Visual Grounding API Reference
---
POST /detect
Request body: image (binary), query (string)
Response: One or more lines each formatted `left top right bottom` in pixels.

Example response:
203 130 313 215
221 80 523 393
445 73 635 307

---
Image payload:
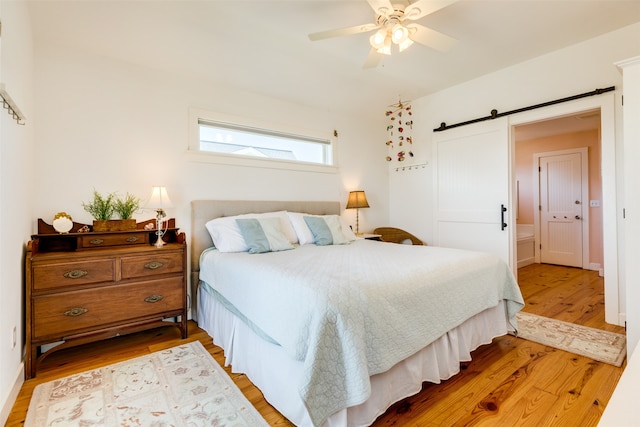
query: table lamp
346 190 369 235
146 186 173 248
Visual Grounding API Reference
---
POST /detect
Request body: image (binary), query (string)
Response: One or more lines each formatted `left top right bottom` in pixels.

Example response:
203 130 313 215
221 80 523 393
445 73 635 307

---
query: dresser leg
25 344 37 379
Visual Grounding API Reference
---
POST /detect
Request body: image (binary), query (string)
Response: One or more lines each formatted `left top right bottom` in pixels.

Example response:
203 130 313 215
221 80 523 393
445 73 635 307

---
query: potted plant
114 193 141 229
83 190 138 232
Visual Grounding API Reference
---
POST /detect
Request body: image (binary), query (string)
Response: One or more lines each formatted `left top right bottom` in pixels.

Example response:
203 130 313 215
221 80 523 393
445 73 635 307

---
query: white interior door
537 149 587 268
433 118 512 265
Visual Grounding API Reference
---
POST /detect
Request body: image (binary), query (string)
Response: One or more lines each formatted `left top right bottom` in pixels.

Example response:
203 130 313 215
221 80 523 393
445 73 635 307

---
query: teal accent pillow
303 215 351 246
303 216 334 245
236 218 294 254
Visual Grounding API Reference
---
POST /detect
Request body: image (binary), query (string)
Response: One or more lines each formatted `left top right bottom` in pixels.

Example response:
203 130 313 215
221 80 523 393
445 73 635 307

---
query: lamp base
154 209 166 248
154 236 166 248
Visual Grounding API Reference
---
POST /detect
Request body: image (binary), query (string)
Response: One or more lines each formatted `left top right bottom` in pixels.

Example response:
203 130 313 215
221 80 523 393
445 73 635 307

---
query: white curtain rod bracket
0 83 26 125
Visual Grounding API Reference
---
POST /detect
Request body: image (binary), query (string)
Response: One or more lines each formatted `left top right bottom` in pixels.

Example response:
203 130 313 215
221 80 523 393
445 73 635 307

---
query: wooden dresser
25 218 188 379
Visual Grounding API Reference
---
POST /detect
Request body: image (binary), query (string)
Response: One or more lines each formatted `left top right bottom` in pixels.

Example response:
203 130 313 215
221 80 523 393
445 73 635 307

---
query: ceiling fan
308 0 459 68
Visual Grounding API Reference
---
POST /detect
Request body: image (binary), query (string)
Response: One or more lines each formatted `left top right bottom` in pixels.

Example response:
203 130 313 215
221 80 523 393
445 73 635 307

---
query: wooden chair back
373 227 425 245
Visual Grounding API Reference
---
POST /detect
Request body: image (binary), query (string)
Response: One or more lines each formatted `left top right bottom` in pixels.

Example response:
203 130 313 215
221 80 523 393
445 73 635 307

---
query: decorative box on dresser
25 218 188 379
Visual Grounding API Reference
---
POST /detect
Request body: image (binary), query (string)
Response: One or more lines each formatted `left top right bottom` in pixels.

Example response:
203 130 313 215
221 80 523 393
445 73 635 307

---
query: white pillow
338 216 358 241
206 211 297 252
287 212 357 245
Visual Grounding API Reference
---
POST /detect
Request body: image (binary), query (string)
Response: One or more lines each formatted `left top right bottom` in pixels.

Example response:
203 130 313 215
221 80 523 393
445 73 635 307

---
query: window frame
187 108 338 173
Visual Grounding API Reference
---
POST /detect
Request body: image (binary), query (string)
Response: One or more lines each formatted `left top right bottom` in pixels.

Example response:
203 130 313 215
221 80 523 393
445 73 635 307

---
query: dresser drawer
79 232 149 249
32 259 115 291
32 277 184 339
121 252 184 280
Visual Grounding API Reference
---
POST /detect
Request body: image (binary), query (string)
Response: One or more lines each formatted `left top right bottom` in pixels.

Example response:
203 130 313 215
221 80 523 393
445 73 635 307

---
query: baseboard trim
1 362 24 426
518 258 535 269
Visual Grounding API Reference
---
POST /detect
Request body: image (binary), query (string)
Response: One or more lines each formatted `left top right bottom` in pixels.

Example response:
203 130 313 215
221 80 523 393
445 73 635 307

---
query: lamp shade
146 186 173 209
391 24 409 44
346 190 370 209
370 29 387 48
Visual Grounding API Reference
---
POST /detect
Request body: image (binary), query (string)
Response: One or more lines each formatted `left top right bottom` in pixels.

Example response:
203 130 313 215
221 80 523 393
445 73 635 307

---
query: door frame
533 147 590 268
509 94 620 326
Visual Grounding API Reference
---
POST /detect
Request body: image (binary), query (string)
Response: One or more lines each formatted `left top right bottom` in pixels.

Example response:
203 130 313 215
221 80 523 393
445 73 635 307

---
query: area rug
25 340 269 427
515 311 627 367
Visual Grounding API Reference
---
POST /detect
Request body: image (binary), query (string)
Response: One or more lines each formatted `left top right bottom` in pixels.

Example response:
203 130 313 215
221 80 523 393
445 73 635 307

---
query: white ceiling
27 0 640 120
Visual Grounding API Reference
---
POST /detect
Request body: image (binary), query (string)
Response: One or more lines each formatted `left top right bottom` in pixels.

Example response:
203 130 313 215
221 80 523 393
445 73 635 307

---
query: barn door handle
501 204 507 231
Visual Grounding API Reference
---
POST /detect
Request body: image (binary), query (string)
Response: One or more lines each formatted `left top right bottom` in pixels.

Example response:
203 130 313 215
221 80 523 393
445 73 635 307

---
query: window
188 109 336 172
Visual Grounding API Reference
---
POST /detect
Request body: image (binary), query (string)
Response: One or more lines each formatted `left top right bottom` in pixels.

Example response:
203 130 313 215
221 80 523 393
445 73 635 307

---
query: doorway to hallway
514 111 602 272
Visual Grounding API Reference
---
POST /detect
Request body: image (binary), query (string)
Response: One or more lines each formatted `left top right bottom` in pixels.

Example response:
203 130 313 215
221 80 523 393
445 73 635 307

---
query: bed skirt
197 283 512 427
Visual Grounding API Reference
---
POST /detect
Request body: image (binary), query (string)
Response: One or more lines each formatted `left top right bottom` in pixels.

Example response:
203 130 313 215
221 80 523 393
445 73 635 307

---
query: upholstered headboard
190 200 341 312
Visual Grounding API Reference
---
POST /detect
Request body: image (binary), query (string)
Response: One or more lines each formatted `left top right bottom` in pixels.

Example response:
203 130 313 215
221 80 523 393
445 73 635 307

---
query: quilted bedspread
199 240 524 426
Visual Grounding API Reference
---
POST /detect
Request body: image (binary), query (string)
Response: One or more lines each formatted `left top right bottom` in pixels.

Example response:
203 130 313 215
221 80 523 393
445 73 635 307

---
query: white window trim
187 108 339 174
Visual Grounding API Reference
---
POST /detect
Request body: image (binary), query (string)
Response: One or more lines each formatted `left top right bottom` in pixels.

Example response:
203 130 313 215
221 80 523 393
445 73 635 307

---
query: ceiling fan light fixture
308 0 461 68
391 23 409 44
398 37 414 52
376 36 392 55
370 28 387 50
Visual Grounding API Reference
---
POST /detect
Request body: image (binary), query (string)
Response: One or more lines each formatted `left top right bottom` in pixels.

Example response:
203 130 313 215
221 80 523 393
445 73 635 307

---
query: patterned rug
25 340 269 427
515 311 627 367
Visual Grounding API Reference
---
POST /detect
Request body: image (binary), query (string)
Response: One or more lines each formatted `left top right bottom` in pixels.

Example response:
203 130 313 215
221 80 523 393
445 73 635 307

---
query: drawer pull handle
126 236 139 242
144 261 164 270
144 294 164 303
63 269 88 279
89 239 104 245
64 307 88 317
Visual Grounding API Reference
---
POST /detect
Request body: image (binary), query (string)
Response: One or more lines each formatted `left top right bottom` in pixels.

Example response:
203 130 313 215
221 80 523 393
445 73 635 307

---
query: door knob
575 215 581 220
575 200 581 204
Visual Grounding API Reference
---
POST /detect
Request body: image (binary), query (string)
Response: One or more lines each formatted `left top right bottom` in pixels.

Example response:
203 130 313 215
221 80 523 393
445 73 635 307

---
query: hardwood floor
6 263 626 427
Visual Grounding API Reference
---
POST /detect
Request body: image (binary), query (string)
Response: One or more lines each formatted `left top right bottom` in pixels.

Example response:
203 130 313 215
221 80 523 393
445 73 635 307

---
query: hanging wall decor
385 98 413 162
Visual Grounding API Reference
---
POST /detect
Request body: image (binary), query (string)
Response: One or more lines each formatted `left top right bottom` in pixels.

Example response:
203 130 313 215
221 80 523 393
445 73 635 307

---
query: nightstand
25 218 188 378
359 233 382 241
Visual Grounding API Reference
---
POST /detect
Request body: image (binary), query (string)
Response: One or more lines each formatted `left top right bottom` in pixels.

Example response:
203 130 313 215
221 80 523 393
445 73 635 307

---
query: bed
191 200 524 427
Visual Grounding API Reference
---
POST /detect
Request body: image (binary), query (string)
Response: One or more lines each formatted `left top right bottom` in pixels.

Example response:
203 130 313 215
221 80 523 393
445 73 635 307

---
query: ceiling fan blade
404 0 459 20
366 0 394 17
309 23 379 41
406 23 457 52
363 48 383 69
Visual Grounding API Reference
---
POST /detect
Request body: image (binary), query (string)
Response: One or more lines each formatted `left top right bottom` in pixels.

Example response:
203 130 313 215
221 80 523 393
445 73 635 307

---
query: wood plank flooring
6 263 626 427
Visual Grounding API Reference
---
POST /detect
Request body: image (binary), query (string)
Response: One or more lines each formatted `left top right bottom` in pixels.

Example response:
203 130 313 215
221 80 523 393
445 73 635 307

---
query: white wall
0 1 34 424
390 23 640 244
31 42 390 299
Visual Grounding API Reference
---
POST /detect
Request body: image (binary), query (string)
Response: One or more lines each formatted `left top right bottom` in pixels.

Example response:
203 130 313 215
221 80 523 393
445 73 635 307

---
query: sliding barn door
433 118 512 265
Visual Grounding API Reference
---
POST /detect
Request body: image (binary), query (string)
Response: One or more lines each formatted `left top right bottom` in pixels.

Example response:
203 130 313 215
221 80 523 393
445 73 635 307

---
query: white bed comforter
199 240 524 426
